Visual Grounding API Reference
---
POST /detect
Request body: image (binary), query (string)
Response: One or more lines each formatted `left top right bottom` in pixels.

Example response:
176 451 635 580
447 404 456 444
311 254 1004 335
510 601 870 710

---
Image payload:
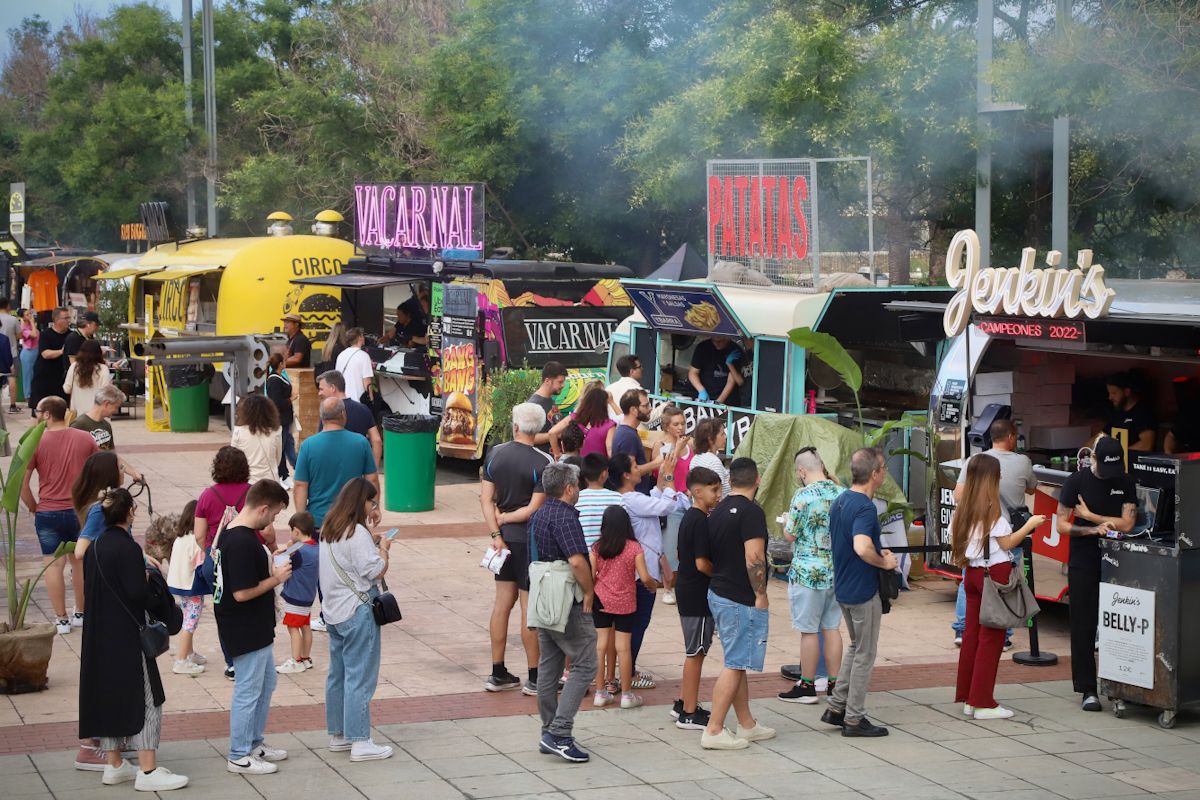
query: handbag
328 543 402 626
978 533 1040 630
878 568 900 615
93 535 171 659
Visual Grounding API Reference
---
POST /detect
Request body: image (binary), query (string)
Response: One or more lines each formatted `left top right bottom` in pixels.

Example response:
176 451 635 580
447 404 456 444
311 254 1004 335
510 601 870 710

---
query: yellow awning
96 266 165 281
139 266 223 283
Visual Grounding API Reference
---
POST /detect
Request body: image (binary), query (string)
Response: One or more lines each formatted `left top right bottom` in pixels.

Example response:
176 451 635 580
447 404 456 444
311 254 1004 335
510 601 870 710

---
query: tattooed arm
745 536 768 609
1056 503 1107 538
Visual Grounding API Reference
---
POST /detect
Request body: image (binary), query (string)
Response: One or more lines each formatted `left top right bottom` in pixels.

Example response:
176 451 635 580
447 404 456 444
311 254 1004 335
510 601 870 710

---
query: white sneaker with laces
71 610 84 628
328 736 353 752
135 767 189 792
172 658 205 675
662 590 676 605
253 743 288 762
963 703 975 716
350 739 393 762
187 651 208 666
55 618 71 635
102 759 137 785
275 658 306 674
701 729 749 750
311 618 327 632
227 756 277 774
620 692 643 709
973 706 1015 720
736 722 777 742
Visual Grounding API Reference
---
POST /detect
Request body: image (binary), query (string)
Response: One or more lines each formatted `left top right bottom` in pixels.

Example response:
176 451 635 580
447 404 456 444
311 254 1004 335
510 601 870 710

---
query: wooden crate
292 368 320 444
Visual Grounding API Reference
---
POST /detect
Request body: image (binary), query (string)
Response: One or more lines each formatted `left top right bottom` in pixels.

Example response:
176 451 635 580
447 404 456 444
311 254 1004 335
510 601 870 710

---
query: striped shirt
576 488 623 547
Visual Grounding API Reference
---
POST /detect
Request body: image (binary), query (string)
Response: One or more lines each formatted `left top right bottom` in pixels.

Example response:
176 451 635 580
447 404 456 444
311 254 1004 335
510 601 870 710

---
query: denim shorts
708 589 768 672
787 582 842 633
35 509 81 556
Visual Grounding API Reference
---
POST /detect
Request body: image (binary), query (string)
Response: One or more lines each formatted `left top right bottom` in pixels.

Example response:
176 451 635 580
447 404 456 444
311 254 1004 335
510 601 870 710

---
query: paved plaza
2 413 1198 799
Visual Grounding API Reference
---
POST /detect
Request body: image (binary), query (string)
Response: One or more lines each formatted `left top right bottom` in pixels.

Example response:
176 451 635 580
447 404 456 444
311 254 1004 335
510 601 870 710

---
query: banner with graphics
436 283 481 457
501 306 631 368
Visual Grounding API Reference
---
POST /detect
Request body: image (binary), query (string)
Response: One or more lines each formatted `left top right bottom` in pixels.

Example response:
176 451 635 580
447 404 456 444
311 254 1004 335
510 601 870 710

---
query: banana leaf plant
0 422 71 631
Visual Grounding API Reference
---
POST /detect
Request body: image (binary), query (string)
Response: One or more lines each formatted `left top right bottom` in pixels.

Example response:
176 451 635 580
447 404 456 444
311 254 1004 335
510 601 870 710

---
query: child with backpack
276 512 319 674
591 506 658 709
164 501 209 675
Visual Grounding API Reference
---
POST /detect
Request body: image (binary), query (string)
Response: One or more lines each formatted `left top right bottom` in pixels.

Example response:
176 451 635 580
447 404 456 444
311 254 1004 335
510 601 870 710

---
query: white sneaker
187 651 208 666
701 729 750 750
135 767 188 792
662 590 676 605
227 756 277 774
252 743 288 762
953 635 962 647
172 658 205 675
973 706 1015 720
963 703 975 716
620 692 643 709
328 736 353 752
593 690 614 707
55 618 71 635
102 759 137 785
350 739 393 762
736 722 777 742
71 610 84 628
276 658 306 674
311 618 327 633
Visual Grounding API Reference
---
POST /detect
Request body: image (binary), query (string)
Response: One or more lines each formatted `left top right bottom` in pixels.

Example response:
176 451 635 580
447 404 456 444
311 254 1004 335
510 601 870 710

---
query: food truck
895 230 1200 606
291 256 634 459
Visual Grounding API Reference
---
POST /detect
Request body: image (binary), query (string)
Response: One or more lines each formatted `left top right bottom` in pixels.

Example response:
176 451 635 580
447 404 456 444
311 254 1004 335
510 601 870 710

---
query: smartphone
384 528 401 540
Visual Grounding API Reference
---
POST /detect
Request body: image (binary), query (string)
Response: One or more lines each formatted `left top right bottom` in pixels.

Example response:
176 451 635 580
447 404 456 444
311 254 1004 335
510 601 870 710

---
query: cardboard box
1028 384 1072 406
1029 425 1092 450
1025 406 1070 427
1039 363 1075 385
975 370 1038 395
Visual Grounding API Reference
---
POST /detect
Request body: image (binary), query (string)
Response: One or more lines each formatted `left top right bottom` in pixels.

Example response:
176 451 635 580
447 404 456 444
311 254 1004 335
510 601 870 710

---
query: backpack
198 485 246 595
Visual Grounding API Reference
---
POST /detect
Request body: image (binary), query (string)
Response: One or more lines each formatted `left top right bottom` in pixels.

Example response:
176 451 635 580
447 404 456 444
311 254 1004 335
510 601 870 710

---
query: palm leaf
3 422 45 514
787 327 862 394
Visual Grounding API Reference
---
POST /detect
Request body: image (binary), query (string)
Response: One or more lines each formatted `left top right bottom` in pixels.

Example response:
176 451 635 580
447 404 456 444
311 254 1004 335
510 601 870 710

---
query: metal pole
1013 536 1059 666
1051 0 1071 256
182 0 195 229
201 0 217 236
976 0 993 269
809 160 820 286
866 156 876 283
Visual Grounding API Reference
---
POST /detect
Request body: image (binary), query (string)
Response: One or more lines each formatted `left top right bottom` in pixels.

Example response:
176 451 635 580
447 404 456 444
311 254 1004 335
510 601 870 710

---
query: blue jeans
279 425 297 480
229 644 277 760
35 509 80 556
629 582 656 672
19 347 35 400
708 590 769 672
326 602 381 741
953 568 1012 639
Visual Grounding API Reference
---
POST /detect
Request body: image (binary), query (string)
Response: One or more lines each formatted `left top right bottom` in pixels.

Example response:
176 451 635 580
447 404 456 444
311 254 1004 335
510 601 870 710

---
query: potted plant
0 421 64 694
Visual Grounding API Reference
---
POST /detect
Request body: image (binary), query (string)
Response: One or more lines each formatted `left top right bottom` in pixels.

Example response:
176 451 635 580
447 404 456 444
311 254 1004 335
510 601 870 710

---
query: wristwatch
664 474 675 482
490 531 502 539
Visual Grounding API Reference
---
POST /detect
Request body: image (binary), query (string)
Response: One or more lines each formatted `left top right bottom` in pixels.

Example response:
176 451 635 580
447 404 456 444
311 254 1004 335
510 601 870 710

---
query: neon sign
976 316 1087 343
354 182 484 255
706 175 810 260
943 229 1115 338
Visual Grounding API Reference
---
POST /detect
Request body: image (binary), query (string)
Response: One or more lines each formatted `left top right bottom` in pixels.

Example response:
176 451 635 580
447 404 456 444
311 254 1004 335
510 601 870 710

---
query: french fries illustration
684 301 720 331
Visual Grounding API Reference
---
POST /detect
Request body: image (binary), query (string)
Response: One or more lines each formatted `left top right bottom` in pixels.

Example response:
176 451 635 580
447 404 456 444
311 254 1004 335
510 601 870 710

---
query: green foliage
1 422 49 630
96 280 129 338
486 366 541 445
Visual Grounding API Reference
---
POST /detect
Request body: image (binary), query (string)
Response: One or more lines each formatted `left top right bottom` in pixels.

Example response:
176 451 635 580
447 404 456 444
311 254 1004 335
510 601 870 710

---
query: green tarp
733 413 908 542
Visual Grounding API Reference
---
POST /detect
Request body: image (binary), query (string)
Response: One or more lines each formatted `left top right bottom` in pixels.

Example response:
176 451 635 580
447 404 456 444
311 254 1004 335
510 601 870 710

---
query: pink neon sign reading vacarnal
354 182 485 254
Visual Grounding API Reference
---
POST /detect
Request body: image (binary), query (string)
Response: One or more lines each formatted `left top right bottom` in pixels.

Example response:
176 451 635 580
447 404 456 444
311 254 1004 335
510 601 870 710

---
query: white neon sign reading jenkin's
942 229 1116 338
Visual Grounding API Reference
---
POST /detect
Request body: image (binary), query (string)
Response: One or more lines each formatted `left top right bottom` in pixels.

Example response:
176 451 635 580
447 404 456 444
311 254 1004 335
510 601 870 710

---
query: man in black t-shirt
1056 436 1136 713
282 314 311 368
63 311 100 361
529 361 567 452
1104 372 1157 457
30 307 72 411
673 466 723 731
214 480 292 774
700 458 775 750
317 369 383 468
481 402 554 694
688 336 744 404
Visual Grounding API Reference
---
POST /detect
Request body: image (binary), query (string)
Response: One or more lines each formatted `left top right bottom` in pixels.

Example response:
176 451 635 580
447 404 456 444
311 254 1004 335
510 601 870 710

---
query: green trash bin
382 414 439 512
166 365 210 432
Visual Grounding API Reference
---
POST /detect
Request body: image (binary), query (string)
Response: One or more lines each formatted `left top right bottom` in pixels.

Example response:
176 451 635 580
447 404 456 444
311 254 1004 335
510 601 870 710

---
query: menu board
625 284 746 339
1098 582 1155 690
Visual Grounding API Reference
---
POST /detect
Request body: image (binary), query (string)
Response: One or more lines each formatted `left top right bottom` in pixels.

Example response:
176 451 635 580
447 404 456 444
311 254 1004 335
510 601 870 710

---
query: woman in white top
334 327 374 404
229 394 283 486
318 477 393 762
63 340 112 416
952 453 1045 721
689 417 730 498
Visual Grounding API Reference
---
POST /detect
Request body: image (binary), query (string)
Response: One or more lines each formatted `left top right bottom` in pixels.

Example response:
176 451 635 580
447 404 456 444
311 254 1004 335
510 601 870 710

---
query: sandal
631 671 656 690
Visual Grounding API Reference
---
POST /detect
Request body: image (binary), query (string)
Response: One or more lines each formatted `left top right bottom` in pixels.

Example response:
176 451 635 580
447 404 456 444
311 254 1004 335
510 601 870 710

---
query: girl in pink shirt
591 506 658 709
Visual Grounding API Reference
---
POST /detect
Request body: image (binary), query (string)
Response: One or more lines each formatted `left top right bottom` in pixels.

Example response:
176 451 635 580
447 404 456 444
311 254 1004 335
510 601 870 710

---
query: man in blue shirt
294 398 379 528
821 447 897 738
526 462 596 764
607 388 663 494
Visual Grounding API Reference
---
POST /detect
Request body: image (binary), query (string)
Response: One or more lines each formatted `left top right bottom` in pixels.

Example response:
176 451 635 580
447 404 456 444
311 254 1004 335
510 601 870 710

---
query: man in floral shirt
778 448 845 704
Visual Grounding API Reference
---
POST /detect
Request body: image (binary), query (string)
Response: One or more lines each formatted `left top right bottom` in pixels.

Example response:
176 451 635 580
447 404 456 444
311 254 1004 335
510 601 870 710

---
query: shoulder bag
328 542 402 626
978 532 1040 630
93 534 171 659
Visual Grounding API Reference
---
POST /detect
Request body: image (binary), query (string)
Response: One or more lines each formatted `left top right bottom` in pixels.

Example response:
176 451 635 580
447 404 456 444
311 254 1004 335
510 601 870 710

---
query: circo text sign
943 229 1115 338
976 316 1086 343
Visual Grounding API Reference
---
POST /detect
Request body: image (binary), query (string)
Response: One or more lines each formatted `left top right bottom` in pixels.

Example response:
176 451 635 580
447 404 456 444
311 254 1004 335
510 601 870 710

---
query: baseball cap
281 313 302 323
81 311 101 324
1093 436 1126 479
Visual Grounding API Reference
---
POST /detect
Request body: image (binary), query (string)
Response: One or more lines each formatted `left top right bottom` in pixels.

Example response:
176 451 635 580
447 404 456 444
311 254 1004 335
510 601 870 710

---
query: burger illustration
439 391 477 451
298 292 341 340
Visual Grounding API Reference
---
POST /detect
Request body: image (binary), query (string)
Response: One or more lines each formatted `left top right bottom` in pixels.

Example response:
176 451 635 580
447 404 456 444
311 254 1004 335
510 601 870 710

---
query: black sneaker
826 681 837 698
484 672 522 692
676 707 710 731
224 667 235 681
670 699 684 719
819 708 845 728
1081 694 1102 712
842 718 889 738
778 682 819 704
539 733 589 763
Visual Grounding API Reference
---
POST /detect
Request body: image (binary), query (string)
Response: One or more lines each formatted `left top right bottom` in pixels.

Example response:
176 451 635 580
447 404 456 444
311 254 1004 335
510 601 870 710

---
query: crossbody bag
327 543 402 626
94 536 171 658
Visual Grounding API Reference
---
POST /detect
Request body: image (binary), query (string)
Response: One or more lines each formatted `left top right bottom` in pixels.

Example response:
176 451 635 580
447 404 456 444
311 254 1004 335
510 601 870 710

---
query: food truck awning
138 266 223 282
291 272 419 290
97 265 166 281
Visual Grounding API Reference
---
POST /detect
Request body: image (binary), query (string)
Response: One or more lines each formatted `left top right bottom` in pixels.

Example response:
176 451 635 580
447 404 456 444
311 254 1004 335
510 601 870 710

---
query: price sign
1098 583 1155 690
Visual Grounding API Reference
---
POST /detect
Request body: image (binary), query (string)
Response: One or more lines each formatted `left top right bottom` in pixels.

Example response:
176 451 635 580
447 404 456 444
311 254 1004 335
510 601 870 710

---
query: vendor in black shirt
1055 435 1136 713
391 299 429 347
1104 372 1156 456
688 336 744 404
282 313 311 368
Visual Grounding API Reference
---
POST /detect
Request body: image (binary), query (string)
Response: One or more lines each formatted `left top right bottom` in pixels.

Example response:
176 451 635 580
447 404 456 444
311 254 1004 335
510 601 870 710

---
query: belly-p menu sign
1098 583 1156 690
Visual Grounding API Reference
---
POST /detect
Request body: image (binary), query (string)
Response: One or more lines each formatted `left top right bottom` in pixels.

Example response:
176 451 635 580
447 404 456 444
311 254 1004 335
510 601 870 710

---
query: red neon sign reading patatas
706 175 810 260
943 229 1115 338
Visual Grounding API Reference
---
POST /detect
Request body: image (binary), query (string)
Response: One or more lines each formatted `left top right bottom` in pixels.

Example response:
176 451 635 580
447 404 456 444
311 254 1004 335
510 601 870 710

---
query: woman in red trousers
952 454 1045 720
